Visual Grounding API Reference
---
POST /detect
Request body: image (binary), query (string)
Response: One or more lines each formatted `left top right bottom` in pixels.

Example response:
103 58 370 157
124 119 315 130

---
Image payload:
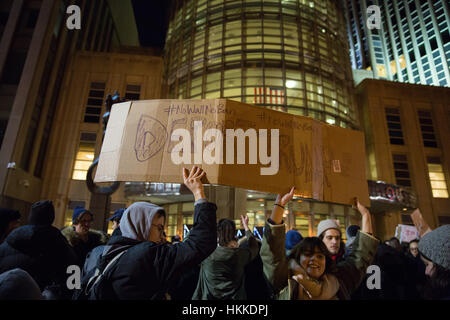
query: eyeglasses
152 224 165 235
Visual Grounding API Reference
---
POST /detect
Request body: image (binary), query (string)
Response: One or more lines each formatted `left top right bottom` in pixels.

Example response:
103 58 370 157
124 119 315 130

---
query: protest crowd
0 166 448 300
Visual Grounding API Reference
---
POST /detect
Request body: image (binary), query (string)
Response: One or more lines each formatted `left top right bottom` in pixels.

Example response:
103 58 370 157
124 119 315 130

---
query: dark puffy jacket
0 225 78 293
78 201 217 300
60 226 109 267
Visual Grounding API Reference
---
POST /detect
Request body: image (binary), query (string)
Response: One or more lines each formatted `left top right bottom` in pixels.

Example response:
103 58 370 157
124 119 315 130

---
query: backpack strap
84 248 129 296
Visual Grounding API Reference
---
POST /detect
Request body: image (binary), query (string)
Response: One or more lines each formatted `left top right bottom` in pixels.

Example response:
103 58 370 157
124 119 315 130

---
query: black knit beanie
29 200 55 226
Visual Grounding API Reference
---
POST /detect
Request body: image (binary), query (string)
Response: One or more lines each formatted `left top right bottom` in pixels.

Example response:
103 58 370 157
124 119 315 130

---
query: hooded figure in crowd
419 224 450 300
0 201 78 298
75 166 217 300
61 206 109 266
261 187 379 300
0 208 21 243
192 215 259 300
0 268 43 300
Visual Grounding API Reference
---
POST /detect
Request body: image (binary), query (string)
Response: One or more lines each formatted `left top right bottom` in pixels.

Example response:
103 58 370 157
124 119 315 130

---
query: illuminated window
427 157 449 198
72 133 96 180
167 204 178 237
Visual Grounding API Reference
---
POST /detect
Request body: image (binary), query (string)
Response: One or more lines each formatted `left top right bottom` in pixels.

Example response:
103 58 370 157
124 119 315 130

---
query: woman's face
148 215 166 243
420 254 435 277
299 246 326 279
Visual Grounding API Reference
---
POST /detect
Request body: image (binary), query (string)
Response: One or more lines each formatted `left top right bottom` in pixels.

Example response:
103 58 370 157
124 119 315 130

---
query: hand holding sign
411 208 432 238
182 166 206 201
277 186 296 207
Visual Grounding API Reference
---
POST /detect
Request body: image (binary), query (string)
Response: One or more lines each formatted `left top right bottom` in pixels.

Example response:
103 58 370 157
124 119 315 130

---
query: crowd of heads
0 181 449 300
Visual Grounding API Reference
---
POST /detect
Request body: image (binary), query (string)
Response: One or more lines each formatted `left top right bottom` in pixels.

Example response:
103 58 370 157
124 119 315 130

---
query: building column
0 0 54 196
0 0 24 78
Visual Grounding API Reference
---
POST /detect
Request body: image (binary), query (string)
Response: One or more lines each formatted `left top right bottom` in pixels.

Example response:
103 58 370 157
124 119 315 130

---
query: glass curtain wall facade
344 0 450 86
164 0 358 128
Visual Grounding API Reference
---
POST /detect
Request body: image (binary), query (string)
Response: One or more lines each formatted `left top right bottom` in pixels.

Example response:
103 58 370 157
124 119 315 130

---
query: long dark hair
288 237 337 276
217 219 237 247
423 262 450 300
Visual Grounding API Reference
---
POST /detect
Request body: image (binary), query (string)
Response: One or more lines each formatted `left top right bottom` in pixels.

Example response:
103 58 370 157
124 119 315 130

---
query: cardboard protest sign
395 224 419 243
411 208 432 237
95 99 369 206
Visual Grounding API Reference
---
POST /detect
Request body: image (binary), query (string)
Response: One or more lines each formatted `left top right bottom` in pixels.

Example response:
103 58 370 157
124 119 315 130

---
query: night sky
131 0 172 48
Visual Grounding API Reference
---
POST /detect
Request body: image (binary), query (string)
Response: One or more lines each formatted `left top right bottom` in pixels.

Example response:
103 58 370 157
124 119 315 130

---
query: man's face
322 229 341 255
74 213 92 235
111 221 119 231
409 242 419 257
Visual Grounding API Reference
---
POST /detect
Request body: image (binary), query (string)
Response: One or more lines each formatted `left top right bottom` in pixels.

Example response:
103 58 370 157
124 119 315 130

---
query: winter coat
61 226 109 266
260 221 378 300
241 239 273 300
192 230 259 300
0 225 78 292
78 201 217 300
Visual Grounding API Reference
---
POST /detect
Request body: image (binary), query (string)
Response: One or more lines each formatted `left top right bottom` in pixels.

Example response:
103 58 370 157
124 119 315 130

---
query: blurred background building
344 0 450 87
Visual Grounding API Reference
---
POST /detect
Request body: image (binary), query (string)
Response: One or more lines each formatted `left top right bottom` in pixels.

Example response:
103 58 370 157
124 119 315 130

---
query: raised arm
355 198 373 235
260 187 295 292
158 167 217 280
240 214 259 261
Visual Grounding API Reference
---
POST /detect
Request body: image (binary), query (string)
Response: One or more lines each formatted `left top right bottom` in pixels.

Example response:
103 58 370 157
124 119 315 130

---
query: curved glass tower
164 0 358 128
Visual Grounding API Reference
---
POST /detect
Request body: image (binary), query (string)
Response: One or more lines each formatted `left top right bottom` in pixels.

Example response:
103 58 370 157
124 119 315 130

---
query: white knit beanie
317 219 341 237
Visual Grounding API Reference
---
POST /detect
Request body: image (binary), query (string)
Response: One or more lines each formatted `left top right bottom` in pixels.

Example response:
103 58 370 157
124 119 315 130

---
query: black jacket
60 226 109 267
0 225 78 292
81 201 217 300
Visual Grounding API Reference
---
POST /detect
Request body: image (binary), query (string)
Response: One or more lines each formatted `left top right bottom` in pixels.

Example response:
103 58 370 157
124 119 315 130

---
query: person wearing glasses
74 166 218 300
61 206 108 266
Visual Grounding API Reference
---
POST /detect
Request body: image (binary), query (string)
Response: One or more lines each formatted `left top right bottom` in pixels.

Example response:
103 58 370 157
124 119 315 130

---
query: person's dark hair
217 219 236 246
409 239 419 245
387 237 402 251
288 237 337 275
423 262 450 299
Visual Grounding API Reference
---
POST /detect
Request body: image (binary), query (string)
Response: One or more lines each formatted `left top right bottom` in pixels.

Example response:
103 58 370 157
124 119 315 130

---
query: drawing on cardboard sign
134 115 168 162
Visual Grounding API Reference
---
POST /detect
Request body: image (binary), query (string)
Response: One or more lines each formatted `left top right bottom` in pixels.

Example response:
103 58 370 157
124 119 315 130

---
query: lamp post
86 91 122 231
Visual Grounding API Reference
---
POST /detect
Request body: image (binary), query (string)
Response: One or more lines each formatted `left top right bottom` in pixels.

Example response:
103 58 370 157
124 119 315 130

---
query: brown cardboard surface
95 99 370 206
411 208 432 237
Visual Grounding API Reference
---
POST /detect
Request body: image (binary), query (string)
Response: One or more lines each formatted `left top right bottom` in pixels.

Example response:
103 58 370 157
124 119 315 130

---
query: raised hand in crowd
270 186 295 224
241 215 250 232
183 166 206 201
354 198 373 235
